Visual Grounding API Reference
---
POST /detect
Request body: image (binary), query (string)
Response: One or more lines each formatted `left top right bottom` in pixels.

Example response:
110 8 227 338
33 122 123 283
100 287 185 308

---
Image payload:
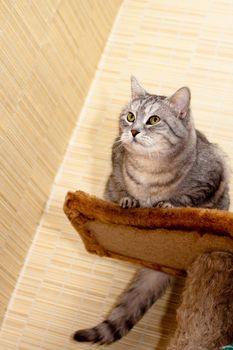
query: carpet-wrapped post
167 252 233 350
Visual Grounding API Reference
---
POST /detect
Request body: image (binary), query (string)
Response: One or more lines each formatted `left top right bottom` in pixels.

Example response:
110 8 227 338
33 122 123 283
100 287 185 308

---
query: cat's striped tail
73 269 173 344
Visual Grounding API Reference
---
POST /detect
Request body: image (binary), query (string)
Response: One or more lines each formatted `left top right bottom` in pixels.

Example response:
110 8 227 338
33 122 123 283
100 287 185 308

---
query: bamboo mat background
1 0 233 349
0 0 121 329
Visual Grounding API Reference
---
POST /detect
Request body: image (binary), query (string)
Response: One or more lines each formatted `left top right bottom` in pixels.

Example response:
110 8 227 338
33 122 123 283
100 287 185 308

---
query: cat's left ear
167 87 191 119
131 76 147 99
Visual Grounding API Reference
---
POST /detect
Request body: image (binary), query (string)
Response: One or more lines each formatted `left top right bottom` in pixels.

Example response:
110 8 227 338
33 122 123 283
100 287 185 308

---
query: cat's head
119 76 193 156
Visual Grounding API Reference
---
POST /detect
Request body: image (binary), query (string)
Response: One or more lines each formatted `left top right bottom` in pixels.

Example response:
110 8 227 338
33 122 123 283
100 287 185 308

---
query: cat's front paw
119 196 138 209
154 201 174 208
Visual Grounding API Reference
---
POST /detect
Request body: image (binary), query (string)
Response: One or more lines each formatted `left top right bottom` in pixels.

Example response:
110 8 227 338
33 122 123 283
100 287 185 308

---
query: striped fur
74 270 173 344
73 77 230 344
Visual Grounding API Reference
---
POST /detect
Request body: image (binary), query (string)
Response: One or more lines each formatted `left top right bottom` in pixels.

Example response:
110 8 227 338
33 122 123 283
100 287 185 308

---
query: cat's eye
127 112 135 123
147 115 160 125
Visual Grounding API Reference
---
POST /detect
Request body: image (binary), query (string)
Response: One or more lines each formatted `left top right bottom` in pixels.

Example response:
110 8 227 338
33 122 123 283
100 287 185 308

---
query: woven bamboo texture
1 0 233 349
0 0 121 329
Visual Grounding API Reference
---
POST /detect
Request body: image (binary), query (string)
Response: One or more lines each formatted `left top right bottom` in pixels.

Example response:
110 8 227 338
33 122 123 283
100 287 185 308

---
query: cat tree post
167 252 233 350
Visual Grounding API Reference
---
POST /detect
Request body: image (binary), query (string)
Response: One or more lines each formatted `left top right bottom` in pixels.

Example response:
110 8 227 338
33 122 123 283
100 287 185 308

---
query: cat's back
195 129 210 144
193 129 230 210
195 129 228 169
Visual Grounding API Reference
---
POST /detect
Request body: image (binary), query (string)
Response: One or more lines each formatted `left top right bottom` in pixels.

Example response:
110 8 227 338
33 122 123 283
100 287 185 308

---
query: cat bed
64 191 233 276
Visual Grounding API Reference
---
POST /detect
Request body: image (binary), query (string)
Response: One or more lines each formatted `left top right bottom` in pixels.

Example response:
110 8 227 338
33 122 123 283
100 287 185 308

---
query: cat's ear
167 87 191 119
131 76 147 99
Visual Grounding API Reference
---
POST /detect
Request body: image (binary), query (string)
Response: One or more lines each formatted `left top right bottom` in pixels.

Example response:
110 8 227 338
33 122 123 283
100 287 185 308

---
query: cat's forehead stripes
144 101 159 115
130 99 141 112
130 95 163 117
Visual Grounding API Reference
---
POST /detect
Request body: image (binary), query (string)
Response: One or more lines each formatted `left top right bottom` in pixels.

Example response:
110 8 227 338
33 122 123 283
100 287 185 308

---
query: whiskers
117 132 164 164
137 135 162 161
114 138 124 152
138 134 153 147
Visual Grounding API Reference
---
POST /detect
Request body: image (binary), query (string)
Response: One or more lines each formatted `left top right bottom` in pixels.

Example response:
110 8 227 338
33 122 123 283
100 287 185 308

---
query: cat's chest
122 161 176 207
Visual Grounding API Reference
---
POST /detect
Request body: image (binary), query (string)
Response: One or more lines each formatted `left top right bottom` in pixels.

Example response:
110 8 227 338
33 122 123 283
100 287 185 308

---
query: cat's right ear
131 76 147 99
167 87 191 119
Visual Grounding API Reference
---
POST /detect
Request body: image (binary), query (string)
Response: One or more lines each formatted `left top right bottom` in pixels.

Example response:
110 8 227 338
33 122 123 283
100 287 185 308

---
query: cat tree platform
64 191 233 277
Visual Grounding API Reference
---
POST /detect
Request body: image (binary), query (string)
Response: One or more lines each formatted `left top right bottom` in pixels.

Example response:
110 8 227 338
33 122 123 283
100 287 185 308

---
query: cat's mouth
121 134 148 149
130 138 148 148
131 137 146 146
131 138 142 146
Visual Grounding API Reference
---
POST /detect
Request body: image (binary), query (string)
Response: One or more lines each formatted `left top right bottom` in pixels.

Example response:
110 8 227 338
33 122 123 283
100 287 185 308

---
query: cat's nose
131 129 140 137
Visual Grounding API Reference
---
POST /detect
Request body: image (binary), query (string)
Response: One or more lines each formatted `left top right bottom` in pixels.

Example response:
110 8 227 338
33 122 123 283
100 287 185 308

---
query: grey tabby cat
73 77 230 344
